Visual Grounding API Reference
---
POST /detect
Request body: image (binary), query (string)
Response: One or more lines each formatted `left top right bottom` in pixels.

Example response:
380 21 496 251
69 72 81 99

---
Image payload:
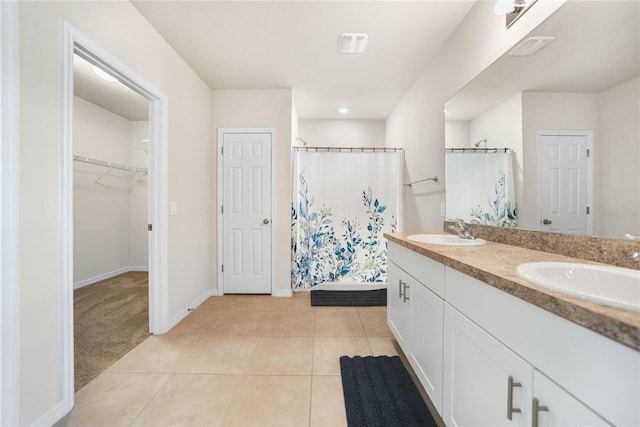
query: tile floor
56 292 399 427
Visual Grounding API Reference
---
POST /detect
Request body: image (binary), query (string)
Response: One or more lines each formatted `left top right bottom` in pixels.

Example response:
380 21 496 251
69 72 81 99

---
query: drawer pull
403 284 410 302
532 398 549 427
507 376 522 420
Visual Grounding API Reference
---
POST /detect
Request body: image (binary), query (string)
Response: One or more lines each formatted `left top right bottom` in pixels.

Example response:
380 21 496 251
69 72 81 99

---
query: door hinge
148 224 153 231
221 146 224 155
587 148 590 157
586 206 590 215
221 205 224 214
221 264 224 273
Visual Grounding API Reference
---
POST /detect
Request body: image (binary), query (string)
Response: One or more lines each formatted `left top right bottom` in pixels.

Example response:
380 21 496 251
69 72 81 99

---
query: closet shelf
73 155 148 184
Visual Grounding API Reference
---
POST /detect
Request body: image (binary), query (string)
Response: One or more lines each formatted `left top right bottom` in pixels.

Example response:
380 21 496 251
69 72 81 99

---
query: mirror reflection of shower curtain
291 149 404 290
445 150 517 227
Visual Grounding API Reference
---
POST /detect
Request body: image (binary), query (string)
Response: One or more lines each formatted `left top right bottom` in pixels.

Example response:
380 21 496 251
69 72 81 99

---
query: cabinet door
443 304 532 427
387 261 411 349
532 371 610 427
409 282 444 414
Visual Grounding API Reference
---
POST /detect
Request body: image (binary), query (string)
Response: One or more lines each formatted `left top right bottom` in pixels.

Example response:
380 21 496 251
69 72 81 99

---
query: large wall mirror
444 0 639 240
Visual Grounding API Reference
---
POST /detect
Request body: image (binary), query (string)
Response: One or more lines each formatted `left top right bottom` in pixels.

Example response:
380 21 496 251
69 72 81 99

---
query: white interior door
537 131 592 235
222 131 272 294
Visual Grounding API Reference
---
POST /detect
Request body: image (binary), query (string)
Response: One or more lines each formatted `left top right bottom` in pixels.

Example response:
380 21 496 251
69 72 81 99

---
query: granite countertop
384 232 640 352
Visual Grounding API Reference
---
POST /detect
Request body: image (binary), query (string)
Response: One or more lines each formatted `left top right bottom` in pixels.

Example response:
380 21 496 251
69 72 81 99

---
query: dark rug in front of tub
340 355 437 427
310 289 387 306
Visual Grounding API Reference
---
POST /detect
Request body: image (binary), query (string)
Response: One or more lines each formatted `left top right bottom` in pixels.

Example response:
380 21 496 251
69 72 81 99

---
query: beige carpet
74 271 150 391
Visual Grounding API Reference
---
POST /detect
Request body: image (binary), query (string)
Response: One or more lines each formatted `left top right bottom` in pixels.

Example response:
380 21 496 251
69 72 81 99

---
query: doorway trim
1 1 20 425
216 128 277 296
60 22 169 415
536 129 593 235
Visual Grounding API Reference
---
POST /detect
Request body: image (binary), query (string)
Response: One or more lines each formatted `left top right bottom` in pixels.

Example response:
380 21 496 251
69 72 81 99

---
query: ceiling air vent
337 33 368 54
509 36 555 56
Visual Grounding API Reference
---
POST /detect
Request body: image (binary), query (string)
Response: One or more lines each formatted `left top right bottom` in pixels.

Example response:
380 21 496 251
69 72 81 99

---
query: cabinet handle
403 284 410 302
399 280 405 299
506 376 522 420
532 398 549 427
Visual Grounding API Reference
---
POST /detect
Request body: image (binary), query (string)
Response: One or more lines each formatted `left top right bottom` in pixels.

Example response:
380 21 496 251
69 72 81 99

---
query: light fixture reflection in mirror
495 0 538 28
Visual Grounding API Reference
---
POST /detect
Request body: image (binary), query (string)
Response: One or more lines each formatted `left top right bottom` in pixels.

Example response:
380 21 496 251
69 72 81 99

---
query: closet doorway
72 53 151 391
61 25 170 412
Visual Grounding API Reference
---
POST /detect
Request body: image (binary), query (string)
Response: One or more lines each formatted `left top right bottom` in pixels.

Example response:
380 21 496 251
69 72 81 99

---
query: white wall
596 77 640 238
210 89 293 295
298 119 385 148
521 91 598 229
18 2 211 424
385 0 566 232
444 120 470 149
73 96 137 283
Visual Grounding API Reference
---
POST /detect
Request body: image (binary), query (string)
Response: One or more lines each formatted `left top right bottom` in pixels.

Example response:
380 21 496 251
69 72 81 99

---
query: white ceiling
74 54 149 121
131 0 476 120
445 1 640 121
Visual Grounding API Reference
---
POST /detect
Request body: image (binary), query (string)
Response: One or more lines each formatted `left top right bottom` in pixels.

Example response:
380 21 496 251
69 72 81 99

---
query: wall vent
509 36 555 56
337 33 368 54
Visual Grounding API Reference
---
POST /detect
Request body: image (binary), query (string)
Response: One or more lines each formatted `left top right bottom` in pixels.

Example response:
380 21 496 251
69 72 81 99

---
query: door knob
542 219 552 225
263 218 270 224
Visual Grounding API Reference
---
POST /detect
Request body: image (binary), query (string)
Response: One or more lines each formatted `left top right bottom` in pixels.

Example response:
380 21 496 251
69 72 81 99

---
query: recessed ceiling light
338 107 349 114
92 65 118 83
337 33 368 54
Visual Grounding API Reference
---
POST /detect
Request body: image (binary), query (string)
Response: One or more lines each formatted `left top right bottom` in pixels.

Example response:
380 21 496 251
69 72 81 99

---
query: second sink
517 262 640 312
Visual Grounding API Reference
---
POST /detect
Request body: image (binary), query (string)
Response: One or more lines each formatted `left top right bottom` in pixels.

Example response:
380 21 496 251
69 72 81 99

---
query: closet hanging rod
292 146 403 152
73 155 148 173
404 176 439 187
446 147 510 153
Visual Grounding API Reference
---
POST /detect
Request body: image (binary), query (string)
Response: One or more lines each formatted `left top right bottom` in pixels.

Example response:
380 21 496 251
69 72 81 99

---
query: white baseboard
164 288 217 333
73 266 149 289
30 400 66 427
272 287 293 297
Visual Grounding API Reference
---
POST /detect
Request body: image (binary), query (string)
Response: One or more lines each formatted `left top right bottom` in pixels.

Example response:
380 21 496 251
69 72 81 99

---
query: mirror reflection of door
72 54 150 391
537 131 592 235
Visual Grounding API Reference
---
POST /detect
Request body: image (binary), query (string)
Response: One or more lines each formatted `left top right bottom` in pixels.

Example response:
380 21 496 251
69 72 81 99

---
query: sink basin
407 234 486 246
517 262 640 312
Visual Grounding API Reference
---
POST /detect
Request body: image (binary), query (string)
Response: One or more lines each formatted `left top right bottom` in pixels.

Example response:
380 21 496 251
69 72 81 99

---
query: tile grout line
126 372 175 427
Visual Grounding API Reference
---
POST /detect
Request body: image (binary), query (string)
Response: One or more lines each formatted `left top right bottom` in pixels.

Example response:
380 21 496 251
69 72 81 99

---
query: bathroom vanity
385 233 640 427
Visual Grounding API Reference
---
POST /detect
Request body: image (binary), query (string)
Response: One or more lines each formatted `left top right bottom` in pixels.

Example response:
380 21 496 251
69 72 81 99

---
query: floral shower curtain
445 150 518 227
291 148 403 290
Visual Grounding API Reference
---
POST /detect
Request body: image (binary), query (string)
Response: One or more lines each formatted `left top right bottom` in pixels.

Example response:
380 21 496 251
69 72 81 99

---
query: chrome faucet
625 234 640 262
449 218 476 240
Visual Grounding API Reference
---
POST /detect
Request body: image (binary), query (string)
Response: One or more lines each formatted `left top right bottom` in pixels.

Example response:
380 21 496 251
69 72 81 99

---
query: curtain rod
404 176 439 187
293 146 403 152
446 148 511 153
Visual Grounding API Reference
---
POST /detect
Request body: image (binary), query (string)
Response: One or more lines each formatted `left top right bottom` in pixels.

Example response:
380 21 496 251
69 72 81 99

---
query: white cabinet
388 243 445 413
410 280 444 413
443 304 610 427
445 267 638 426
531 372 609 427
387 260 411 348
443 304 532 427
387 242 638 426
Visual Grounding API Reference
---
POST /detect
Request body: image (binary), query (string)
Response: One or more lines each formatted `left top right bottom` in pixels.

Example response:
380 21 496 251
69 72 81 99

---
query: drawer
388 242 444 297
